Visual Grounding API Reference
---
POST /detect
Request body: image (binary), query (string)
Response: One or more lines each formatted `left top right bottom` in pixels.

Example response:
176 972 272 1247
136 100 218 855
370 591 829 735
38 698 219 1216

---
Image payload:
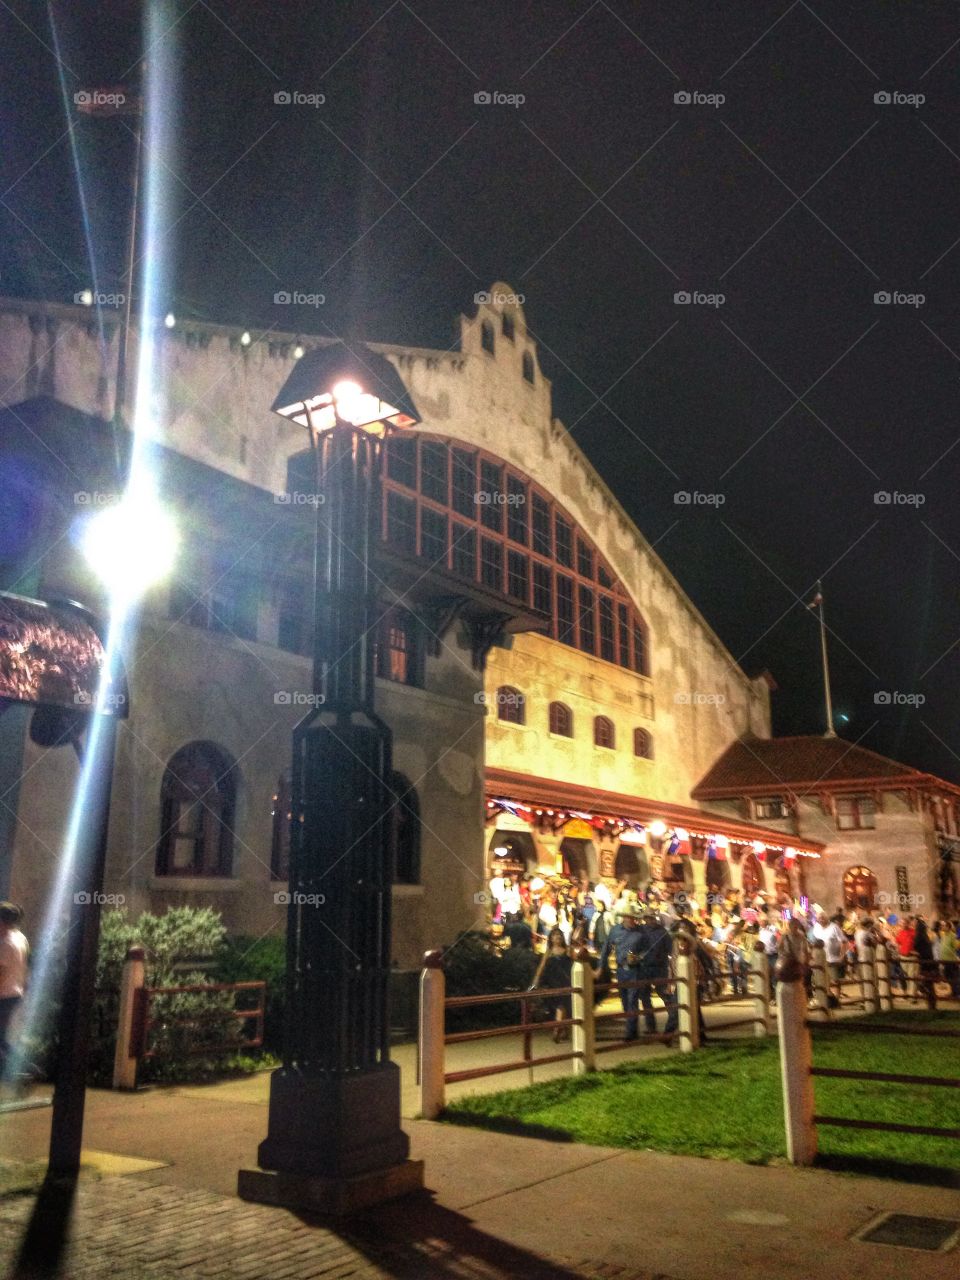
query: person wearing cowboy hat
596 895 645 1040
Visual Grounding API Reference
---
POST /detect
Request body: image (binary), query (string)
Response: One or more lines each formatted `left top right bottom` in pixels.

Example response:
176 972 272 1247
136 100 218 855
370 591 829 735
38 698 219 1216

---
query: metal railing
130 980 266 1062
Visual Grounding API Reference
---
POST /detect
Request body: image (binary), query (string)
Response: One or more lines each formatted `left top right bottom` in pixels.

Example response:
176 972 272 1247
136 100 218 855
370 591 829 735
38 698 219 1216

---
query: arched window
843 865 877 910
481 320 495 355
270 770 292 880
496 686 525 724
391 772 421 885
740 851 764 898
594 715 615 749
522 351 535 384
548 701 573 737
156 741 236 877
633 727 653 759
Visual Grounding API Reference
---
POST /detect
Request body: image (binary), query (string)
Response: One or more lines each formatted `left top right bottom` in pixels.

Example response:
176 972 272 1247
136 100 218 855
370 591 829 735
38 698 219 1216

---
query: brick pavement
0 1175 665 1280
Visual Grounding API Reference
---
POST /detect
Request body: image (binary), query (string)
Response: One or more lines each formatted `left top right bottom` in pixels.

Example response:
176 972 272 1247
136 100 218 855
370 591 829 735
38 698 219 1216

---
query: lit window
376 607 422 687
594 716 616 749
755 797 789 820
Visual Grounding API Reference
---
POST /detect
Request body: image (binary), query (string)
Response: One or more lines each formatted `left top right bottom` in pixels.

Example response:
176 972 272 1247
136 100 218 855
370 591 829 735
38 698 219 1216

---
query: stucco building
8 283 947 998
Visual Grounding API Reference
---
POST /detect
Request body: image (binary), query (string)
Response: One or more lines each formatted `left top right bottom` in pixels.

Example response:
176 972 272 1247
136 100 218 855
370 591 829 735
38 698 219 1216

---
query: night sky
4 2 960 780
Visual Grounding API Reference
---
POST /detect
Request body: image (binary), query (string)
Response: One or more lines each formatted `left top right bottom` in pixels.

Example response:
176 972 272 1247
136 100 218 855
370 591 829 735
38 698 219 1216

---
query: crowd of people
487 870 960 1038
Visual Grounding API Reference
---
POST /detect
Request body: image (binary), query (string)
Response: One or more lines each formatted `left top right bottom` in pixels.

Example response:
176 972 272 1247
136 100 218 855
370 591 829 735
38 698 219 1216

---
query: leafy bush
442 931 539 1031
212 933 287 1053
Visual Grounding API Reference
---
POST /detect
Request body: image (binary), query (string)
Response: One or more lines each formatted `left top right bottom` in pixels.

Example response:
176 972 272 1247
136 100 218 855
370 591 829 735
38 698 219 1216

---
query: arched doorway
740 851 764 898
560 836 597 883
488 830 536 878
705 855 730 897
843 865 877 910
614 841 649 888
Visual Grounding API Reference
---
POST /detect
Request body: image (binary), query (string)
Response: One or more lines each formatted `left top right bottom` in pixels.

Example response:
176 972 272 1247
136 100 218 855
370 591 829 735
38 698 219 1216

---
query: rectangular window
480 537 503 591
376 608 422 687
452 523 476 578
617 602 630 667
555 516 573 568
452 448 476 517
632 621 646 675
386 490 417 556
577 537 593 580
598 563 614 588
507 550 529 602
532 494 552 556
578 585 595 655
836 796 876 830
386 437 417 489
506 475 528 544
599 595 615 662
420 441 448 504
420 507 447 565
479 460 503 532
556 574 575 645
755 797 789 820
533 562 552 617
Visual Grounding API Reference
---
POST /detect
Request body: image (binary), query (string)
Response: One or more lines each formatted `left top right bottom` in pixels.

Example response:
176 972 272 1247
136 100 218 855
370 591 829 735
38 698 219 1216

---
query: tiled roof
692 735 927 798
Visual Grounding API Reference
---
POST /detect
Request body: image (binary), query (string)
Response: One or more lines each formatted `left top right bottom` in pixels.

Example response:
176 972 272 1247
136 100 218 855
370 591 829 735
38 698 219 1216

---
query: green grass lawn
442 1009 960 1182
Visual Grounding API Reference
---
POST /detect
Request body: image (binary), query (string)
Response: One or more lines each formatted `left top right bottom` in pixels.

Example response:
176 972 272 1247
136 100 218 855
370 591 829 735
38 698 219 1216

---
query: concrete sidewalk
2 1059 959 1279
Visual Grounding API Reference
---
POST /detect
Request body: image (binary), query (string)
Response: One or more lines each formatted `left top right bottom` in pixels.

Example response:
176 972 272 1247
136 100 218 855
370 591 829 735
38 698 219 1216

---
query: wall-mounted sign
563 818 595 841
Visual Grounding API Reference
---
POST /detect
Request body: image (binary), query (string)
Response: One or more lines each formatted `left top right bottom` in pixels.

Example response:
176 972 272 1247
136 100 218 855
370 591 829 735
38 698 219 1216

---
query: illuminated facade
0 286 848 987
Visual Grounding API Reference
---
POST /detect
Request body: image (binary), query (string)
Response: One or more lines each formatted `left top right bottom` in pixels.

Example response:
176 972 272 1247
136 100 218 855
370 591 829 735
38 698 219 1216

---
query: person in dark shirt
597 902 644 1040
503 914 533 950
636 910 678 1037
533 928 574 1041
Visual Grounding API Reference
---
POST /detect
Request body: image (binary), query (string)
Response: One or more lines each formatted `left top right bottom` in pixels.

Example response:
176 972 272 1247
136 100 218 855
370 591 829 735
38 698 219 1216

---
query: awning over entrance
484 766 824 862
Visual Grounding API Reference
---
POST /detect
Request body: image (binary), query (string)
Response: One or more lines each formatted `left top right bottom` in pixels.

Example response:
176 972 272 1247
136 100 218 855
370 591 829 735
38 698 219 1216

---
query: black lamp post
239 342 425 1214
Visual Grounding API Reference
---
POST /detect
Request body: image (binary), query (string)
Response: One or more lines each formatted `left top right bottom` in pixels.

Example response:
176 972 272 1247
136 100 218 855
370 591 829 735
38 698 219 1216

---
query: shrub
442 931 539 1031
212 934 287 1053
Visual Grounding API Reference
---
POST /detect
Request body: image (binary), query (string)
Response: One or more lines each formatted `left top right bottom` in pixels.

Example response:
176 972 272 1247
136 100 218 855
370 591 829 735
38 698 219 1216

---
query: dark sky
4 1 960 780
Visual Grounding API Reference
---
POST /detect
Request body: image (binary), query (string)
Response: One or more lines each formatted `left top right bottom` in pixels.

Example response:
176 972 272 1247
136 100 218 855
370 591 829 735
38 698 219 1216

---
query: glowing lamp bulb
493 846 508 858
240 331 252 346
164 312 176 329
293 344 305 360
648 819 667 838
81 494 178 602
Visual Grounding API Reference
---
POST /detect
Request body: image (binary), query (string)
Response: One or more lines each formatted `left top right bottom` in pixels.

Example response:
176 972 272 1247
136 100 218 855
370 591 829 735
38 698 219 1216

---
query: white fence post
809 941 830 1021
875 942 893 1011
674 935 700 1052
571 947 596 1075
749 936 771 1036
905 952 919 1002
419 950 446 1120
859 940 878 1014
776 964 818 1166
112 944 146 1090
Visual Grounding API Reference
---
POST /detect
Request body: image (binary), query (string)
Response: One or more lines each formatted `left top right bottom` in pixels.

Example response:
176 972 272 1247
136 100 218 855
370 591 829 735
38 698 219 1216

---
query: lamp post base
238 1159 425 1216
239 1063 422 1213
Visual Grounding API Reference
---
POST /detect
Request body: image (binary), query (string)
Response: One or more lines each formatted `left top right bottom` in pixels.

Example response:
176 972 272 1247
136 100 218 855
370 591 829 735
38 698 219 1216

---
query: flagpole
814 581 836 738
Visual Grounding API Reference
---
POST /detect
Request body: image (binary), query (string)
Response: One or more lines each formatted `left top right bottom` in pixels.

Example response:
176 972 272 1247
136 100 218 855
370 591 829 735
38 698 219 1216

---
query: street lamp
239 341 424 1214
